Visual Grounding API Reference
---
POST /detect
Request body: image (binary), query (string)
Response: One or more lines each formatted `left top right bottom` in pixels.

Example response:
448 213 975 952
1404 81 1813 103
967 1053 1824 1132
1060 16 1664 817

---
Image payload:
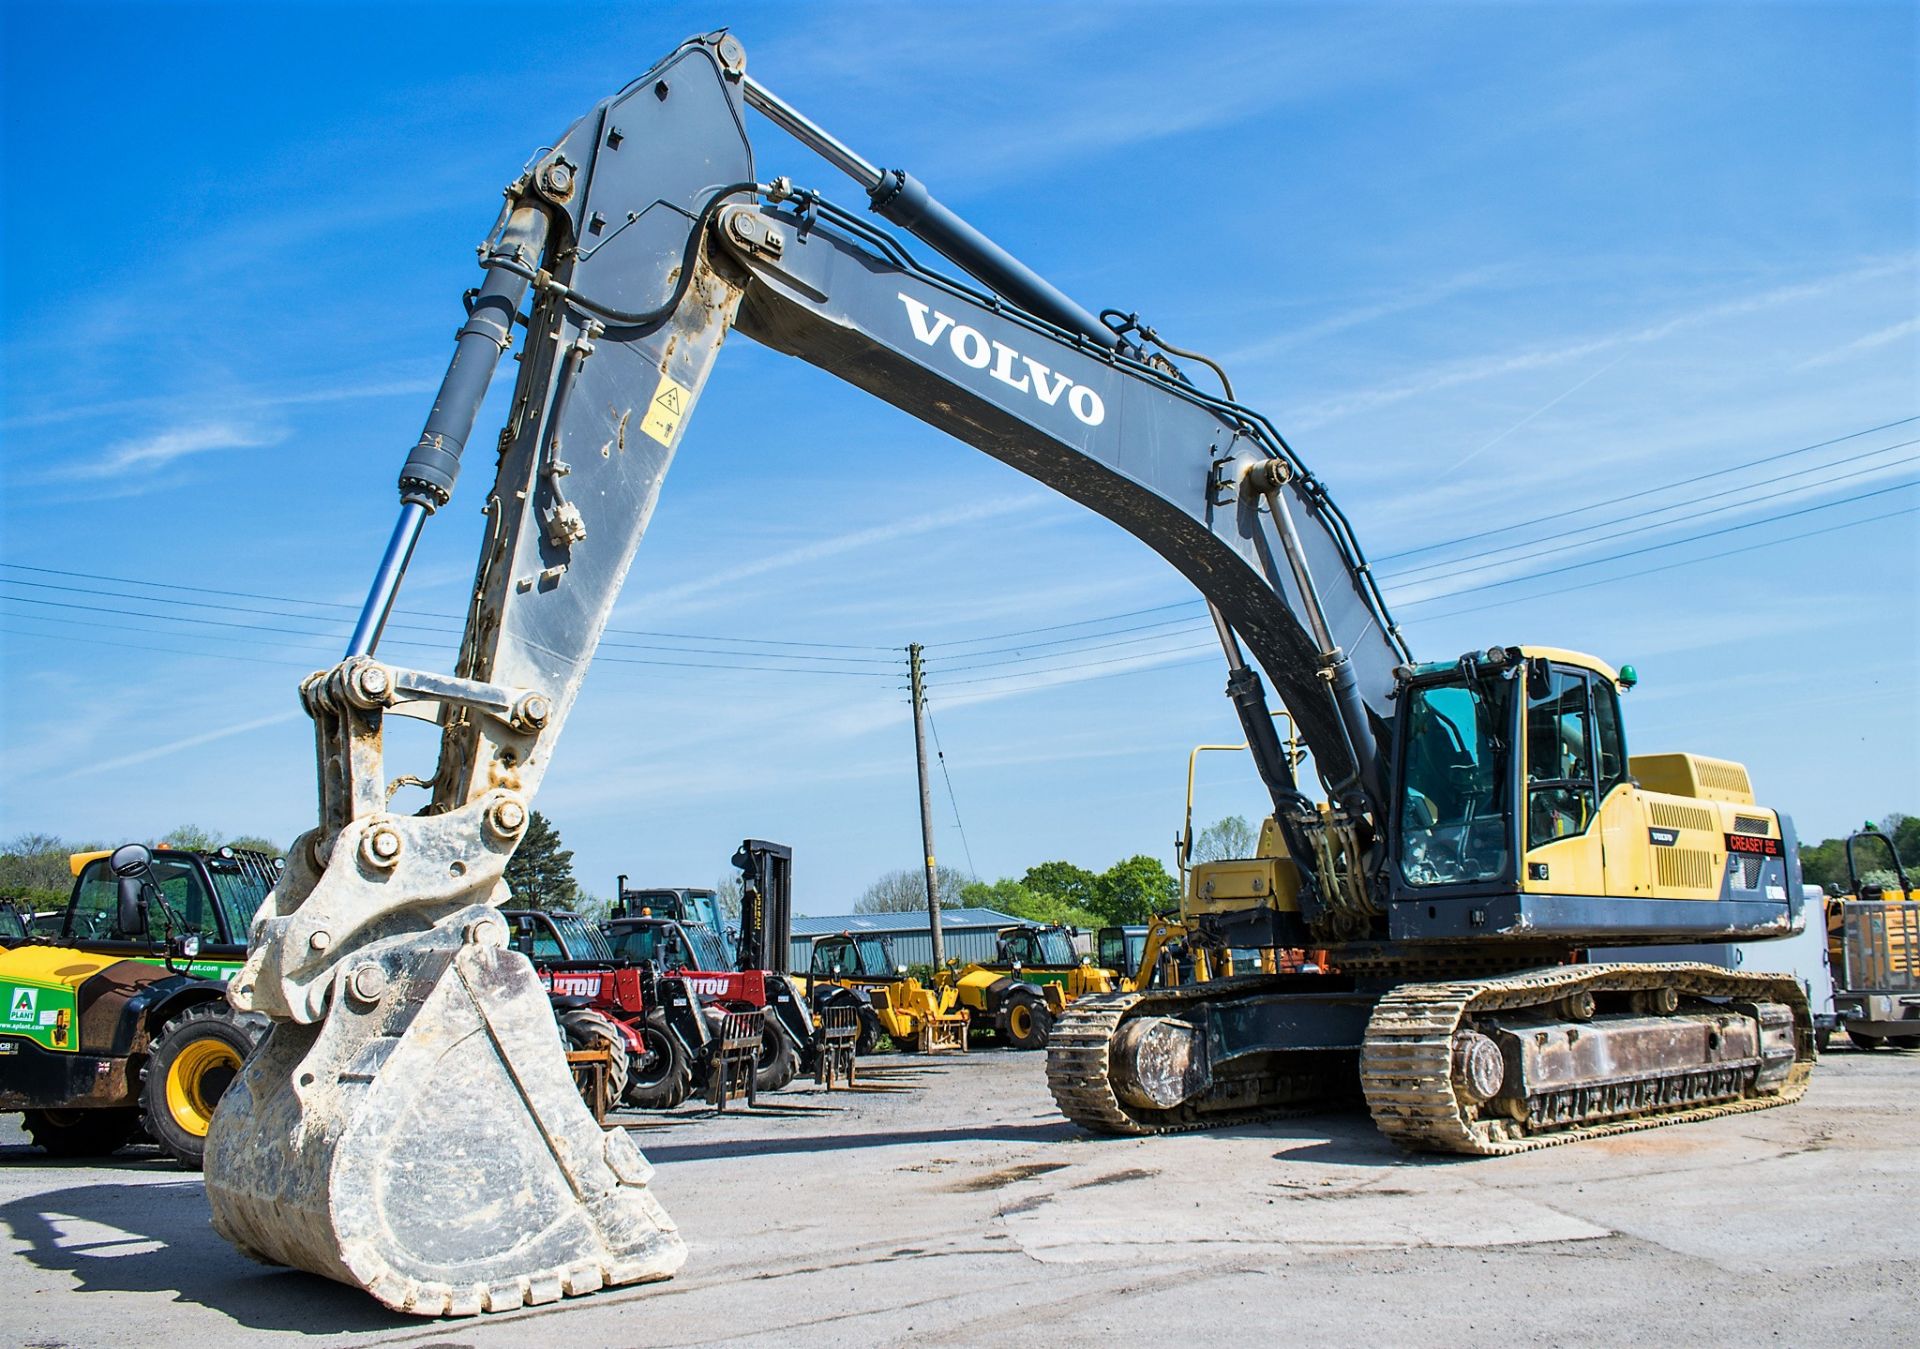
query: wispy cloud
1794 317 1920 371
1292 257 1916 430
1221 266 1516 369
56 421 284 481
4 374 437 432
630 494 1054 614
64 710 304 779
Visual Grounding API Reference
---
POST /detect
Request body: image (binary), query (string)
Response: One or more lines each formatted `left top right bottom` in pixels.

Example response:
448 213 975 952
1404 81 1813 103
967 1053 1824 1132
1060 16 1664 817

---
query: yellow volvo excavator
202 31 1815 1318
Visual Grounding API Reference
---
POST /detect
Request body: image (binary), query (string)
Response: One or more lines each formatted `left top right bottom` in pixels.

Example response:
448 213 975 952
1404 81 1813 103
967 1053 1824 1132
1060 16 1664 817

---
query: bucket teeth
204 932 684 1316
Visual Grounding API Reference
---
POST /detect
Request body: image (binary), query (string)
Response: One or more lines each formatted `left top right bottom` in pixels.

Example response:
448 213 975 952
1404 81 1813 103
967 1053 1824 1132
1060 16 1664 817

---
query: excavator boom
205 31 1811 1317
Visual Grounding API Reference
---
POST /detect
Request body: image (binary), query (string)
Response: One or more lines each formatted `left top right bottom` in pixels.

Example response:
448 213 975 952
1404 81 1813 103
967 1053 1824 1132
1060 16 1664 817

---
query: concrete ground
3 1045 1915 1348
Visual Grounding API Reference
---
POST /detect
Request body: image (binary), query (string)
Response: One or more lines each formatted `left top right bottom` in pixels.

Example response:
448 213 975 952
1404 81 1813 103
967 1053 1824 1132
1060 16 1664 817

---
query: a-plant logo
8 987 37 1023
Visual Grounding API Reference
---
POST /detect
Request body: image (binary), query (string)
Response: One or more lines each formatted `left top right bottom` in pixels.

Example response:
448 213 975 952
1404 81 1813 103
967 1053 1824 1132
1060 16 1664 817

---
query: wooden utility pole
908 643 945 968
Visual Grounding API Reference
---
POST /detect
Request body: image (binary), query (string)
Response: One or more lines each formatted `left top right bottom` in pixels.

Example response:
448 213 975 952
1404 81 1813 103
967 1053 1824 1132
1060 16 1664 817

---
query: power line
924 599 1197 650
930 620 1216 675
0 622 317 669
1416 500 1918 624
923 415 1920 652
0 561 898 653
923 700 979 877
0 585 906 676
1382 438 1920 585
923 610 1206 661
1373 413 1920 563
924 496 1917 699
0 604 900 679
935 640 1220 687
1401 476 1918 607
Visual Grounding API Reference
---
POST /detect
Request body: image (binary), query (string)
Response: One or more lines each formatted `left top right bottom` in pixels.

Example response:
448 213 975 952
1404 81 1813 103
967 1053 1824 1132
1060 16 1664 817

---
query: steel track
1361 962 1815 1156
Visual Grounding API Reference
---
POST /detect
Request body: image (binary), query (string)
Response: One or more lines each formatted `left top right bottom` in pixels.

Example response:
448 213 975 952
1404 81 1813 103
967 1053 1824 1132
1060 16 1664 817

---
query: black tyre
560 1008 632 1103
893 1029 920 1054
623 1015 693 1110
1815 1025 1833 1055
140 1002 262 1170
1889 1036 1920 1050
1003 994 1051 1051
1848 1029 1887 1051
856 1006 882 1056
21 1107 140 1158
755 1016 800 1092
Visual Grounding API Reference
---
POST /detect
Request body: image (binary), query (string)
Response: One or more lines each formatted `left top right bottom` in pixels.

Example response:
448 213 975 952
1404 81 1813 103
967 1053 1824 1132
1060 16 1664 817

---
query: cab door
1592 676 1649 897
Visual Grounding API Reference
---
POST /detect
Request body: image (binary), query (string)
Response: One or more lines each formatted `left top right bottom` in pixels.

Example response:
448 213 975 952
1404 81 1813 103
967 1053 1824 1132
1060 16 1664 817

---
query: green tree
227 834 286 859
1091 854 1180 925
0 832 86 895
959 876 1100 930
714 871 744 925
1192 815 1256 863
855 865 967 912
1799 814 1917 892
162 824 222 851
504 811 580 910
1021 860 1098 912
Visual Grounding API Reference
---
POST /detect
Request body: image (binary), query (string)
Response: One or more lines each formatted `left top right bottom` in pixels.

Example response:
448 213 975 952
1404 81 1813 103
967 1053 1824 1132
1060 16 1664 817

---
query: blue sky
1 2 1914 913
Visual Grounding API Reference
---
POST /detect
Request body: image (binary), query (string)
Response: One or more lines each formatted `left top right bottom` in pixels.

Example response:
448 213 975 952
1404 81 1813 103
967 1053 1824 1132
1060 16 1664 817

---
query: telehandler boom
205 31 1813 1316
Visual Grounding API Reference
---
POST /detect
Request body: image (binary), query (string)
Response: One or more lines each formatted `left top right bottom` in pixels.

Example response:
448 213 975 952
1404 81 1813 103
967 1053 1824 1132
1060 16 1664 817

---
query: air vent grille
1655 848 1715 891
1733 814 1772 836
1697 760 1754 798
1650 801 1715 833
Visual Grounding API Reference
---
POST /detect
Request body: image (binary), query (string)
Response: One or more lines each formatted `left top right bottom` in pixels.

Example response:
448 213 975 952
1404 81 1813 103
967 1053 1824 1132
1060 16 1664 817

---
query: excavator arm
206 31 1409 1316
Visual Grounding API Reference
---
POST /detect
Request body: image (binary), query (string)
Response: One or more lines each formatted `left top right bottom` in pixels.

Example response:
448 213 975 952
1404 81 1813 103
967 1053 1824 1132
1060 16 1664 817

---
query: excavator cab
1387 646 1800 949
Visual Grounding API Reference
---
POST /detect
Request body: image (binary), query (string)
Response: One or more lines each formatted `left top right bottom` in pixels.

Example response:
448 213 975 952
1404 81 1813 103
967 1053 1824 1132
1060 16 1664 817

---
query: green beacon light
1618 664 1639 691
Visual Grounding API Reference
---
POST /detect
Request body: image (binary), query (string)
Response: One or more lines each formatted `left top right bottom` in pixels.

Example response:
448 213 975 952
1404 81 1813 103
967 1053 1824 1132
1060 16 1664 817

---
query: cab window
1526 667 1598 849
811 938 855 977
69 856 221 942
998 931 1040 965
510 916 564 962
1592 678 1628 796
1398 676 1514 887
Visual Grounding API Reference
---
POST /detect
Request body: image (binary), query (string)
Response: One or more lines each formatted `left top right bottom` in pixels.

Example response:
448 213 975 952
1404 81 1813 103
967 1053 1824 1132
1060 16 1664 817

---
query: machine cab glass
999 927 1075 966
1397 673 1516 889
809 934 891 978
1397 654 1631 896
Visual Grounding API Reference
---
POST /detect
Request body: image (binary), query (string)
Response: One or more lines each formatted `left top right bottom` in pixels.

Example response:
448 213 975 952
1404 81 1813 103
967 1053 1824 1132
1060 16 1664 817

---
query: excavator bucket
205 898 683 1316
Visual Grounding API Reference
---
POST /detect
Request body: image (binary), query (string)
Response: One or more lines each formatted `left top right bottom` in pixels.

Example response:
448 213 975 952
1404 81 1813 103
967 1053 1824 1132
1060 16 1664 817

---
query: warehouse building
788 908 1023 970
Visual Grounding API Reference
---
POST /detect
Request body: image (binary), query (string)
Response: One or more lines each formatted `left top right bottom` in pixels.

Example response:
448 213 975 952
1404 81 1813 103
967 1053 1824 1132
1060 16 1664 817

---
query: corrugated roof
790 907 1021 936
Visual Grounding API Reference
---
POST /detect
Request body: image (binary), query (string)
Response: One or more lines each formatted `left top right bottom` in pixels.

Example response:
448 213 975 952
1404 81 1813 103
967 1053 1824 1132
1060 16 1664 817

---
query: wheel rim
1009 1004 1033 1040
631 1027 674 1087
165 1038 243 1136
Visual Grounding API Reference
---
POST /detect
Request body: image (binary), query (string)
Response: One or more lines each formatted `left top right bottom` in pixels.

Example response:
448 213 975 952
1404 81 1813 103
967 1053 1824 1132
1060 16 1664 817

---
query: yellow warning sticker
640 370 694 447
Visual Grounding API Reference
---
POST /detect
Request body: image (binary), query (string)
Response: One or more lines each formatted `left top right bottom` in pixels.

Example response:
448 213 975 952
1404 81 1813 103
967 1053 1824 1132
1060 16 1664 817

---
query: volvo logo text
898 293 1106 427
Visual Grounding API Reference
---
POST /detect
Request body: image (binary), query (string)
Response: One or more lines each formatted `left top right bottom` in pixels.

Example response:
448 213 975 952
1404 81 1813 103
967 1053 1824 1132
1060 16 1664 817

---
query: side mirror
896 964 908 977
1526 658 1551 701
109 843 152 938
